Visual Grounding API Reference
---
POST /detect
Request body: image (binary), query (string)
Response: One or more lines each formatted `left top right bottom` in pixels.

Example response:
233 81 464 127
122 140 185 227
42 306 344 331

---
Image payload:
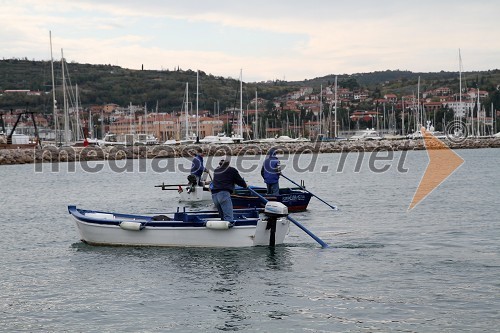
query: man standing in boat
261 148 281 196
190 148 206 187
211 156 247 223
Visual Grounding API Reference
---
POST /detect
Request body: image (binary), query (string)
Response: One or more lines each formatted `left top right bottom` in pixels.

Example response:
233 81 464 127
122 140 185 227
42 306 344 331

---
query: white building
445 101 475 118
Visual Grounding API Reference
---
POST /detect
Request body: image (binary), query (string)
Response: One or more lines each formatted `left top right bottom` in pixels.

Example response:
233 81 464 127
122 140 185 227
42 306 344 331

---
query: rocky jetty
1 137 500 166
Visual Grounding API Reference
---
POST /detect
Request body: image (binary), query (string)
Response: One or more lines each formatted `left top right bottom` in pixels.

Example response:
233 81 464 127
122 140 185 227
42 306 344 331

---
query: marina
1 1 499 331
1 135 500 165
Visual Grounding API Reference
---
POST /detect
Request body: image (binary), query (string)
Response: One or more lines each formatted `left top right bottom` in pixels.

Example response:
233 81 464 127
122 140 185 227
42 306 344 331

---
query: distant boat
162 135 196 145
163 139 180 145
68 202 290 248
155 172 212 202
178 184 212 202
231 186 312 212
277 135 313 143
0 132 38 149
0 111 41 149
73 138 99 147
199 133 234 144
407 130 446 140
407 121 447 140
349 128 383 141
383 133 406 140
275 135 297 143
156 181 313 212
255 137 277 143
255 135 312 143
95 133 159 146
97 133 127 146
134 134 159 145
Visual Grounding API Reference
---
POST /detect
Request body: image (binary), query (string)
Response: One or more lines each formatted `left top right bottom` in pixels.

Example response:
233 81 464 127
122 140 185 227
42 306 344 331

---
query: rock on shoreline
1 138 500 166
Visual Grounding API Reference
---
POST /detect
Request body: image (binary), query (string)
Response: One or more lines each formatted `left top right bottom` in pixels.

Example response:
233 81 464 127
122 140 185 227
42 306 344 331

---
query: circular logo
445 120 468 143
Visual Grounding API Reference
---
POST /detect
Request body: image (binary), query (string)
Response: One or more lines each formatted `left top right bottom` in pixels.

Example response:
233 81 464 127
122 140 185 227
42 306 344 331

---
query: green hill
1 58 499 114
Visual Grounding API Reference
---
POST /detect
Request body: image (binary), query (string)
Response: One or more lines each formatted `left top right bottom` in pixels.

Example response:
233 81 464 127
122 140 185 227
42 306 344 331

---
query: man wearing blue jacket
261 148 281 195
211 156 247 222
190 149 205 186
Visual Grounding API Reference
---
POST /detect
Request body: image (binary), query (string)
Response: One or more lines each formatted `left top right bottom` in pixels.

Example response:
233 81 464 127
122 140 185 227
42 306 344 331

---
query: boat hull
178 185 212 202
172 185 312 211
68 206 289 248
231 187 312 212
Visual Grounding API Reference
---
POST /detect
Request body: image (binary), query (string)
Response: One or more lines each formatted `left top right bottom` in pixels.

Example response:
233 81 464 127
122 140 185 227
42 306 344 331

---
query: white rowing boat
68 202 290 247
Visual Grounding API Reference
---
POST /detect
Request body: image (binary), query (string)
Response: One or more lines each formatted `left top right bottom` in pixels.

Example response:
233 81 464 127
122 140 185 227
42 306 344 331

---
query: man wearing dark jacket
190 149 205 186
211 156 247 222
261 148 281 195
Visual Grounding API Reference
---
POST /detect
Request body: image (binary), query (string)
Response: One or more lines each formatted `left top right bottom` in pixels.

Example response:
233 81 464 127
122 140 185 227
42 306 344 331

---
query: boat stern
253 202 290 246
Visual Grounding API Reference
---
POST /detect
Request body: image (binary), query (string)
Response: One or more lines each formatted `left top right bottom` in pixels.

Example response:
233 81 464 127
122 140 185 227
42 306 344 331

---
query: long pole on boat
246 187 328 248
281 174 338 211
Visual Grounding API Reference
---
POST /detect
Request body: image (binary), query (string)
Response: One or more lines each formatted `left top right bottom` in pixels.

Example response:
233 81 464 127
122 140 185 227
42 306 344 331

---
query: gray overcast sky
1 0 499 82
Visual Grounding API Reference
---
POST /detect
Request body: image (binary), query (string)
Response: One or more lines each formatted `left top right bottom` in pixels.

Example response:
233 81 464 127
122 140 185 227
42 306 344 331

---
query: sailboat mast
145 102 148 135
334 76 338 138
89 110 92 139
239 69 243 138
100 109 104 139
492 102 496 136
75 83 80 141
196 70 199 140
185 82 189 140
458 49 462 123
61 49 70 145
255 89 258 140
319 84 323 137
156 100 159 140
417 76 421 127
477 87 480 136
129 102 132 134
402 97 405 136
49 31 58 142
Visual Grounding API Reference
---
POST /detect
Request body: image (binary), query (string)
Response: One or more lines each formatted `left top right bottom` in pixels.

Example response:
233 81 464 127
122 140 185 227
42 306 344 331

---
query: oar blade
286 215 329 248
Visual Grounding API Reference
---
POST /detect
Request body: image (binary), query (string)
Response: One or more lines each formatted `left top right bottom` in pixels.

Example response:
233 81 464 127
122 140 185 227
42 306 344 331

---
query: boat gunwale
68 205 262 228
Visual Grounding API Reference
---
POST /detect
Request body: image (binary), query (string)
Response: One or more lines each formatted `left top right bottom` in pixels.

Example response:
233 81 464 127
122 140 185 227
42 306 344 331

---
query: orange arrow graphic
408 127 464 211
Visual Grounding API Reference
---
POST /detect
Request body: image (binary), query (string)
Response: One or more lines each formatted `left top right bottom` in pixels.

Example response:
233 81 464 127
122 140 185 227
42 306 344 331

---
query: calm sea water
0 149 499 332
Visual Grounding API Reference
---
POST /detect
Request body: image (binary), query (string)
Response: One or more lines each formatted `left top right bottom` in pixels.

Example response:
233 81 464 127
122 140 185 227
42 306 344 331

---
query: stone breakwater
1 138 500 166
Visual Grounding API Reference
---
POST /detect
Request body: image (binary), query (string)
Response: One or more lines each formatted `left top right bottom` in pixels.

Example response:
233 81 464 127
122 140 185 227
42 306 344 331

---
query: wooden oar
205 169 213 182
246 187 328 248
281 174 338 211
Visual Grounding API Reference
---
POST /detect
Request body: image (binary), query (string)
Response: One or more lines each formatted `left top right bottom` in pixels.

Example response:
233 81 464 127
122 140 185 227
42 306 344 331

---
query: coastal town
1 80 498 146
